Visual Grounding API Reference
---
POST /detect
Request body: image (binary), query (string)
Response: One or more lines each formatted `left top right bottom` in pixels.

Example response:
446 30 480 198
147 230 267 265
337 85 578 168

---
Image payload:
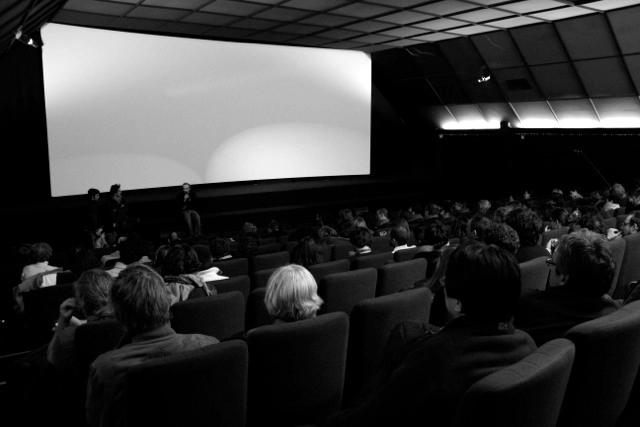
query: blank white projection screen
42 24 371 197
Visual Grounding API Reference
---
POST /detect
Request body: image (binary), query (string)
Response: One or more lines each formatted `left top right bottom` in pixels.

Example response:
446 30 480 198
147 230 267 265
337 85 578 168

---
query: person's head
483 222 520 254
110 264 171 335
349 227 372 250
550 207 569 227
611 183 627 200
88 188 100 202
118 234 145 264
74 269 113 318
192 244 213 268
182 183 190 194
109 184 122 201
317 225 338 240
553 229 614 297
154 244 170 269
338 208 354 222
445 243 521 323
353 216 368 229
210 237 231 259
505 207 542 247
161 244 201 276
477 199 491 215
243 222 258 236
467 215 492 241
264 264 323 322
622 214 640 236
291 236 320 267
390 225 410 247
578 210 605 234
492 205 513 224
376 208 389 224
419 219 448 248
29 242 52 263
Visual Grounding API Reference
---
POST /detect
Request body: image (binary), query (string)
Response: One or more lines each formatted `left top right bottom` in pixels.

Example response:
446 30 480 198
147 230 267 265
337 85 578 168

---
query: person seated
192 244 228 282
210 237 233 261
389 225 416 254
467 214 492 242
47 269 114 372
86 264 219 427
477 199 491 216
353 216 369 230
338 208 356 238
161 244 216 303
403 204 424 224
21 242 61 288
329 243 536 427
349 227 373 256
264 264 323 323
515 229 620 345
505 207 548 262
105 234 150 278
483 222 520 255
373 208 392 236
291 236 322 267
621 213 640 236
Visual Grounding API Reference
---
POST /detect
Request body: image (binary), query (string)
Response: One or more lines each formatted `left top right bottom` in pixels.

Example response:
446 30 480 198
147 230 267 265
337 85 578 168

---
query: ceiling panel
330 3 394 18
448 104 487 122
608 5 640 55
415 1 478 16
478 102 518 123
367 0 428 7
492 67 542 102
229 18 279 31
440 38 486 78
142 0 210 8
413 18 467 31
531 6 594 20
472 32 524 69
511 101 557 127
489 16 541 29
316 28 362 40
592 97 640 124
253 7 313 21
281 0 351 11
447 25 496 36
497 0 566 14
127 6 191 21
63 0 134 16
511 23 568 65
411 32 457 42
109 17 164 31
451 8 513 23
588 0 640 11
344 20 395 32
623 54 640 92
299 14 355 27
549 99 598 125
530 63 584 99
163 21 212 35
574 57 636 97
556 14 619 61
427 74 471 104
201 1 268 16
181 13 238 26
51 10 117 27
376 10 431 25
379 26 427 38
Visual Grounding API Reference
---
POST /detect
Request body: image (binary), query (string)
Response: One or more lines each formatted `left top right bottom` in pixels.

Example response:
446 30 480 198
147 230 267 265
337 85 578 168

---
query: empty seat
559 300 640 427
123 340 248 427
616 233 640 299
21 283 75 346
251 267 276 291
370 236 391 253
247 312 349 426
454 338 575 427
393 247 418 262
376 258 427 297
519 256 551 291
212 275 250 301
332 243 354 261
606 236 626 296
250 251 289 272
246 287 271 330
351 252 393 270
307 259 350 283
318 268 377 314
257 242 282 254
347 288 432 400
211 258 249 277
171 291 245 341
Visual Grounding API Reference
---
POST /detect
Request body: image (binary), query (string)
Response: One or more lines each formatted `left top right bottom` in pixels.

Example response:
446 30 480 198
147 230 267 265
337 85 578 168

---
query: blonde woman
264 264 323 323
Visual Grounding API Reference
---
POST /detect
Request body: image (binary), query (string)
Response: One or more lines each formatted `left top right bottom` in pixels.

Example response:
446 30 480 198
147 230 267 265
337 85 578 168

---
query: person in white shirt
390 226 416 254
21 242 60 288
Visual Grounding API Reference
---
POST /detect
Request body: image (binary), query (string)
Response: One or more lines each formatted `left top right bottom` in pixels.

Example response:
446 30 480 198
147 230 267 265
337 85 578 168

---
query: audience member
389 225 415 254
516 229 619 345
264 264 323 323
349 227 373 256
621 213 640 236
86 264 219 427
483 222 520 254
20 242 61 289
211 237 233 260
506 207 548 262
477 199 491 216
105 234 149 278
193 244 228 282
291 236 321 266
374 208 391 236
177 182 201 238
161 244 216 303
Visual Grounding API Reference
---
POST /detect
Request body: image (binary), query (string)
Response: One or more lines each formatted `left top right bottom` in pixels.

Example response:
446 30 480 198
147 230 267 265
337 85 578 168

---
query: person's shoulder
177 333 220 347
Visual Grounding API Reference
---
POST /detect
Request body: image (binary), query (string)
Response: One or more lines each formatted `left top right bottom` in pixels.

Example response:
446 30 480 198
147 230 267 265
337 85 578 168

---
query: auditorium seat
21 283 75 346
615 233 640 299
606 236 626 296
454 338 575 427
246 287 271 330
250 251 289 272
332 243 354 261
559 300 640 427
393 247 418 262
251 267 276 291
318 268 377 314
370 236 391 253
519 256 551 291
257 242 282 255
376 258 427 297
346 288 432 401
123 340 248 427
211 275 250 301
541 226 569 248
247 312 349 427
171 291 245 341
351 251 393 270
211 257 249 277
259 236 277 245
307 259 350 283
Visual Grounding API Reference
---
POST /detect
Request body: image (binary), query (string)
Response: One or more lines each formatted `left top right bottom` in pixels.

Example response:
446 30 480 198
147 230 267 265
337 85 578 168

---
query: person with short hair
621 213 640 236
506 207 548 262
483 222 520 254
264 264 323 323
390 225 416 254
349 227 373 256
161 244 216 303
291 236 321 267
178 182 201 238
330 243 536 427
21 242 61 288
516 229 619 345
104 184 128 236
87 264 219 427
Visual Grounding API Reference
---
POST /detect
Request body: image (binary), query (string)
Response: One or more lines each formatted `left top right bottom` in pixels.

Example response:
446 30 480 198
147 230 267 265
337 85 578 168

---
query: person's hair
75 269 113 318
29 242 52 263
317 225 338 240
419 219 449 248
154 244 170 269
579 210 605 234
445 242 521 323
192 244 213 268
551 207 568 225
264 264 323 322
210 238 231 259
505 207 542 247
88 188 100 199
349 227 372 249
468 215 492 241
376 208 389 220
390 225 410 246
110 264 170 334
483 222 520 254
291 236 320 267
627 214 640 230
118 234 145 264
109 184 121 195
353 216 368 229
554 229 615 297
161 244 201 276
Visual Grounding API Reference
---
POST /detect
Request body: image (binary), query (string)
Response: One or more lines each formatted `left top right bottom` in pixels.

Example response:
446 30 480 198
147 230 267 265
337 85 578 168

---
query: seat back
171 291 245 341
246 287 271 330
347 288 432 399
250 251 289 272
124 340 248 427
318 268 377 314
22 284 75 346
251 267 276 291
519 256 551 291
307 259 350 284
559 300 640 427
211 258 249 277
454 338 575 427
332 243 354 261
606 236 626 296
257 242 282 255
376 258 427 297
247 312 349 427
351 252 393 270
616 233 640 299
370 236 391 253
393 247 418 262
212 275 250 301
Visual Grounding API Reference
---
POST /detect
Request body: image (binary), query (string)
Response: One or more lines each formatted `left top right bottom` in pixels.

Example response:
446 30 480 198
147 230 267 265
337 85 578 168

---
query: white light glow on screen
441 120 500 130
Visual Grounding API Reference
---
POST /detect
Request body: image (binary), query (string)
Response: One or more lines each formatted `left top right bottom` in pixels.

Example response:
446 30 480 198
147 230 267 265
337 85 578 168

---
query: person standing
178 183 201 238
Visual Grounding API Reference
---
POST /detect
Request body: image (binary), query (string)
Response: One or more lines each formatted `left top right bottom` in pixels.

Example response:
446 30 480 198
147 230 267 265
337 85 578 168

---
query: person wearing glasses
621 214 640 236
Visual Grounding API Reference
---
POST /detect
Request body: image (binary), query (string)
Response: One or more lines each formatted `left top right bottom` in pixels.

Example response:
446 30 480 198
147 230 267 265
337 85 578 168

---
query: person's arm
47 298 77 369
